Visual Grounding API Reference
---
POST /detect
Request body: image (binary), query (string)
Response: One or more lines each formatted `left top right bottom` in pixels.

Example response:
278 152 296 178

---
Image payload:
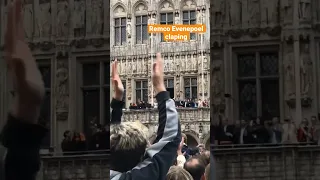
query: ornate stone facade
110 0 210 146
210 0 320 125
0 0 110 150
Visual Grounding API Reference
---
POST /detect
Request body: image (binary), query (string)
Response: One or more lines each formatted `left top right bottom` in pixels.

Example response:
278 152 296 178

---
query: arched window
113 5 127 46
181 0 197 40
159 1 174 42
134 3 148 44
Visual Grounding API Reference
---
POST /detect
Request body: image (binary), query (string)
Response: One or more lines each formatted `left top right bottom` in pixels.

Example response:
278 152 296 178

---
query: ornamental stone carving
56 59 69 121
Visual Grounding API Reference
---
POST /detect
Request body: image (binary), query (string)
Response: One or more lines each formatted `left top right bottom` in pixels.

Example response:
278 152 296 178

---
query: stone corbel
201 5 206 12
174 9 179 17
127 14 132 21
152 10 157 18
196 6 201 12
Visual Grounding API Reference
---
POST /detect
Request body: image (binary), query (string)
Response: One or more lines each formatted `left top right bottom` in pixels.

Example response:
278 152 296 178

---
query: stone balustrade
38 154 109 180
122 107 210 123
214 145 320 180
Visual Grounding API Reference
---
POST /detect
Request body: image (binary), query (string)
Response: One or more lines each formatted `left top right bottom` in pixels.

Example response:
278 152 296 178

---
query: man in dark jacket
110 53 181 180
0 0 48 179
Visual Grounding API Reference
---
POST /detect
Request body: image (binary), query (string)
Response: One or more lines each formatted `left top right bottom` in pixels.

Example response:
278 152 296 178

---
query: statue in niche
56 61 69 112
57 1 69 37
91 0 103 35
247 0 260 26
38 2 52 38
132 59 137 73
281 0 293 23
229 0 242 27
283 49 295 100
261 0 278 26
298 0 311 20
212 0 225 27
211 61 223 105
74 0 86 36
127 23 131 38
300 54 313 97
23 0 34 38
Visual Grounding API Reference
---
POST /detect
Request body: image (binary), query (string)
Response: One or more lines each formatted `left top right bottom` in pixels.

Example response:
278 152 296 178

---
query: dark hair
184 156 206 180
63 130 70 138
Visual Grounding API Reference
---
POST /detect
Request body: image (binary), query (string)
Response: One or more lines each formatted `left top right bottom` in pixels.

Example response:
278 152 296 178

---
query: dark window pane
121 18 126 25
83 90 100 136
104 62 110 84
238 54 256 77
38 65 51 88
115 27 120 45
168 79 174 88
184 78 190 87
136 16 141 24
104 88 110 125
143 81 148 88
167 13 173 22
142 15 148 23
183 11 189 20
190 20 196 24
136 89 141 102
121 27 126 43
160 13 166 22
190 33 196 40
190 11 196 19
183 20 189 24
115 18 120 26
261 80 279 120
168 87 174 98
136 81 141 88
260 53 279 76
142 25 148 41
192 87 197 99
136 25 141 43
191 78 197 86
143 89 148 102
185 87 191 99
83 63 100 86
238 81 257 120
39 91 51 148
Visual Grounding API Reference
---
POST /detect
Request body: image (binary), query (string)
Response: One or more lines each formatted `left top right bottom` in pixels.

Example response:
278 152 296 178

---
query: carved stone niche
55 59 69 121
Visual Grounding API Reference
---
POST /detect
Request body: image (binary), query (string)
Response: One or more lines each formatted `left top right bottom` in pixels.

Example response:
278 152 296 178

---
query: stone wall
214 146 320 180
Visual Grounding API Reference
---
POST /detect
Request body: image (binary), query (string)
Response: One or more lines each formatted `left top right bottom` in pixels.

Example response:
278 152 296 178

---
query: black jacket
0 114 47 180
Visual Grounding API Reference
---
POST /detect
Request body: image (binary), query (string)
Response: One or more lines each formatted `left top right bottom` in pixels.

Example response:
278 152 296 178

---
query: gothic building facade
110 0 211 147
0 0 110 150
210 0 320 125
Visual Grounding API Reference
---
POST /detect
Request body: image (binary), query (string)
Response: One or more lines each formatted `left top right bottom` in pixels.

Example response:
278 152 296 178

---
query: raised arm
119 53 181 180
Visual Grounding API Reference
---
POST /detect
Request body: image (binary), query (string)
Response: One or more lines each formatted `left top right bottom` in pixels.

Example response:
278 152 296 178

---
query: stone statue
212 0 225 26
284 51 295 100
56 62 69 112
74 0 86 32
23 0 34 38
261 0 278 26
211 61 223 105
247 0 260 26
298 0 311 20
127 60 132 74
38 2 51 38
229 0 242 27
132 59 137 73
91 0 103 35
127 23 131 38
281 0 293 23
57 1 69 37
300 54 313 97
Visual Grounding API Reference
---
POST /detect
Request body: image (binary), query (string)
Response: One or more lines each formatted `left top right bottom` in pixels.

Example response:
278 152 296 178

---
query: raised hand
112 60 124 101
5 0 44 122
152 53 166 93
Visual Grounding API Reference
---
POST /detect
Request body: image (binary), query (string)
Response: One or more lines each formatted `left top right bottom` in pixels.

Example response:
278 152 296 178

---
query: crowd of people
213 116 320 146
129 99 210 109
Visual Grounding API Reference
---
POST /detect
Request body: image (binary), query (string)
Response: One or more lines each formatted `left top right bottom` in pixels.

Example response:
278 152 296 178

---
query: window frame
135 79 148 103
232 47 282 121
159 12 174 42
135 15 148 44
114 17 127 46
183 77 198 100
182 10 197 40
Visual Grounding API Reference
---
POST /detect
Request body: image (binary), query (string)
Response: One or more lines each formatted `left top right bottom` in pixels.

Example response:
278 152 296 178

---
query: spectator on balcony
73 132 86 153
282 117 297 144
309 116 320 144
184 156 206 180
233 120 250 144
88 124 106 152
166 166 193 180
216 119 234 145
251 117 270 144
271 117 283 143
61 130 74 154
110 54 181 180
297 118 311 143
0 1 48 179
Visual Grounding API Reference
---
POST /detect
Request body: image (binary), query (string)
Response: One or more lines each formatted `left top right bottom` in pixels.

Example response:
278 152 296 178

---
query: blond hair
166 166 194 180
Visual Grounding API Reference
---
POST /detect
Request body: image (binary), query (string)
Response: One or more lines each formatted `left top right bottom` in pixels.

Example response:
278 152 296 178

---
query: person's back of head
110 121 148 172
205 164 210 180
166 166 194 180
184 156 206 180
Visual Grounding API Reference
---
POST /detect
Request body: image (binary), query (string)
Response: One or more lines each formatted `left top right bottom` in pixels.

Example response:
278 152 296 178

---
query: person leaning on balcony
110 53 181 180
0 0 48 179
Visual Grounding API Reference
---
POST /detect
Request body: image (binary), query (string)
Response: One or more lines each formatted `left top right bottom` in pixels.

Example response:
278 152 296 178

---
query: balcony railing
213 144 320 180
121 107 210 123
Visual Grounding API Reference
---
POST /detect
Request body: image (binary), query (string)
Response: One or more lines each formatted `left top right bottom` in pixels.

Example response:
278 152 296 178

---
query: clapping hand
111 60 124 101
152 53 166 93
5 0 44 123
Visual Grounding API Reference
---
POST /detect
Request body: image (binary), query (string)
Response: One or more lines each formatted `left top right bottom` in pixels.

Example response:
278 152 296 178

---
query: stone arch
180 0 197 10
158 0 175 12
133 1 148 15
112 3 127 17
183 130 200 148
202 133 210 150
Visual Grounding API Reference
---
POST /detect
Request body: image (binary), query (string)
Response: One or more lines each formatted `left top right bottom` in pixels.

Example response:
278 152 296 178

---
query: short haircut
110 121 148 172
184 156 206 180
205 164 210 180
166 166 193 180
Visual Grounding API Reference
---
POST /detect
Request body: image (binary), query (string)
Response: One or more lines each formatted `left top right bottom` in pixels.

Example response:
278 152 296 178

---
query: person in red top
297 118 311 143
